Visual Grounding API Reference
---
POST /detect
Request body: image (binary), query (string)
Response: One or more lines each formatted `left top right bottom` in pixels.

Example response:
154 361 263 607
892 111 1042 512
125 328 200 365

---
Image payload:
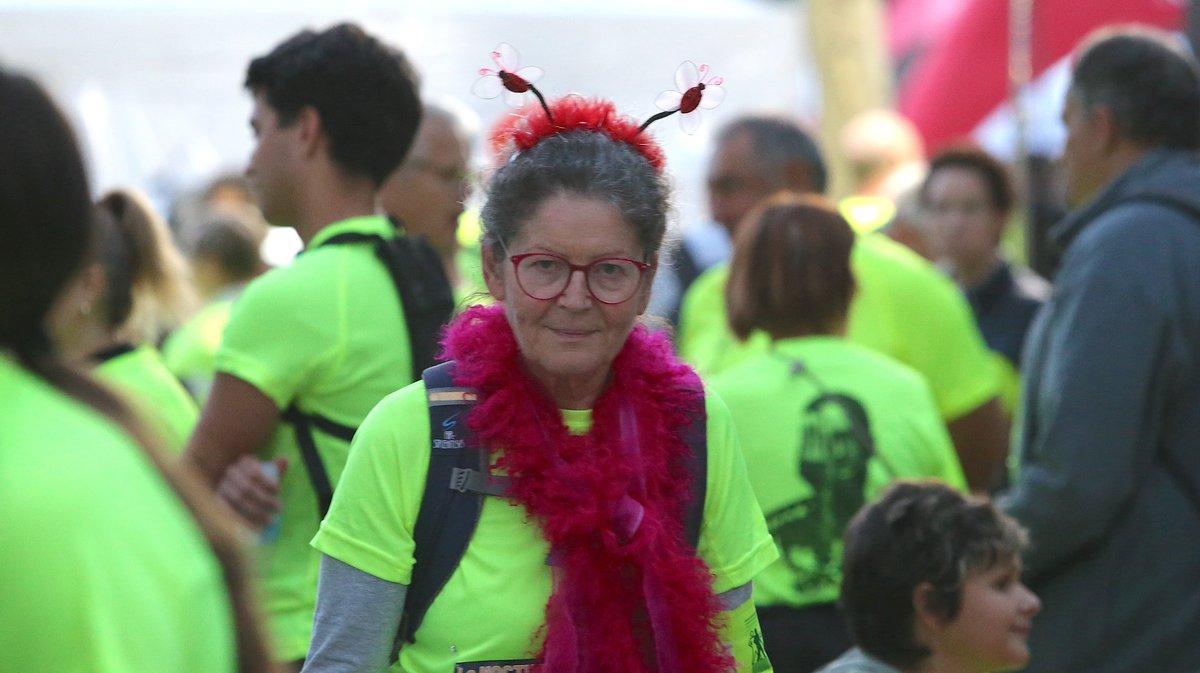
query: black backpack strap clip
449 467 513 496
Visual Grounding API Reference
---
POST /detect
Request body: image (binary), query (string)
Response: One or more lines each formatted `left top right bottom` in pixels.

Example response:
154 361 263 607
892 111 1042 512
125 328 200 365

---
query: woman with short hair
303 89 777 672
712 193 968 673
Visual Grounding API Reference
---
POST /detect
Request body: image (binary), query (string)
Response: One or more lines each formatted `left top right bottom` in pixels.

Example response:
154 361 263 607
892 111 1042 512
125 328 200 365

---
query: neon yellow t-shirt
313 380 778 673
95 343 198 453
678 233 1000 421
215 215 414 661
0 355 234 673
711 337 966 609
453 243 490 310
161 290 239 403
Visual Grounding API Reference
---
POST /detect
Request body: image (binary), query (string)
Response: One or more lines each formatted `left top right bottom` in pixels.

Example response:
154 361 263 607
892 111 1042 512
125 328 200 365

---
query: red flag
894 0 1184 152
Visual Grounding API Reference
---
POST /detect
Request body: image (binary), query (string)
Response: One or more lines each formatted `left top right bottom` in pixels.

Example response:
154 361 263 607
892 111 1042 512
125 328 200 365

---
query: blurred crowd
2 18 1199 673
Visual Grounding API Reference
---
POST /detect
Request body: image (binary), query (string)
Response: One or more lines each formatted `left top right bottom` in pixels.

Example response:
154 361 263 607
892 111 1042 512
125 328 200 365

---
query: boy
818 481 1039 673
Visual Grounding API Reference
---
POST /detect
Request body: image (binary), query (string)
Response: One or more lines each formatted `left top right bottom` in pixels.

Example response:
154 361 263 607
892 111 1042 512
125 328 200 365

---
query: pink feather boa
441 304 733 673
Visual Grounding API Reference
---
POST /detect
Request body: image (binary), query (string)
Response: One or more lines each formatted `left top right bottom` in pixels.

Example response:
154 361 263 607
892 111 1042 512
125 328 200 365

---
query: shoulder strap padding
398 361 487 650
680 392 707 551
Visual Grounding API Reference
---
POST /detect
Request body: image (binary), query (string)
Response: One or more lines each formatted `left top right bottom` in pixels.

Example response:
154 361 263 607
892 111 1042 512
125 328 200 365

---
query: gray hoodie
1002 149 1200 673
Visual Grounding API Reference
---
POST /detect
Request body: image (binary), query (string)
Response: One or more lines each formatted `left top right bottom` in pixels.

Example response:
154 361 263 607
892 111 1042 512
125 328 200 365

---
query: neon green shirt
95 343 198 453
711 337 966 608
0 355 234 673
215 215 414 660
678 233 1000 421
162 288 241 403
313 380 778 673
452 243 490 310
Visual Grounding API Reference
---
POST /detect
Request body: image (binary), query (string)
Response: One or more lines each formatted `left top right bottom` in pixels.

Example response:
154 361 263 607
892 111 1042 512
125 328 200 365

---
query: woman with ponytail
47 187 199 452
0 67 274 673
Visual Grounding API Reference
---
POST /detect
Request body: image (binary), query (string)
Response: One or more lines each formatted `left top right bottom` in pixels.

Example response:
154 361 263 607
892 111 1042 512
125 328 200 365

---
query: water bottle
259 460 283 544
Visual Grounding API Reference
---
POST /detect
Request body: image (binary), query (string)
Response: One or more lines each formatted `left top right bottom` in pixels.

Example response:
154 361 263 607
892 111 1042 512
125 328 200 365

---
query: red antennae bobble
490 97 667 173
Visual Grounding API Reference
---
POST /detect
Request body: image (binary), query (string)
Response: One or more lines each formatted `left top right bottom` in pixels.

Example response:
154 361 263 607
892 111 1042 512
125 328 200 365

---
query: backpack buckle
450 467 472 493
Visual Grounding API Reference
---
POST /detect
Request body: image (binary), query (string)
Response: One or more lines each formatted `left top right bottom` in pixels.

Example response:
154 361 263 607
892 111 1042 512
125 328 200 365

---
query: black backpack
282 228 456 518
392 360 709 657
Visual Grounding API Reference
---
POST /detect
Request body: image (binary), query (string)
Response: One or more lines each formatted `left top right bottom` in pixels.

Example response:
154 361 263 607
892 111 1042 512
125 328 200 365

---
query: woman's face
924 166 1005 269
483 192 653 400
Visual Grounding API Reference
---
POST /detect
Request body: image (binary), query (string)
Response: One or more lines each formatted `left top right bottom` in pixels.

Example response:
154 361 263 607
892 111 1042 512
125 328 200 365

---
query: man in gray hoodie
1001 26 1200 673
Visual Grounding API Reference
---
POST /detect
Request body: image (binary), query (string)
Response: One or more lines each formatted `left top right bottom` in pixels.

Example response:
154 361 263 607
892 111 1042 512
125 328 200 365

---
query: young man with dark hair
183 24 423 668
820 481 1039 673
1000 26 1200 673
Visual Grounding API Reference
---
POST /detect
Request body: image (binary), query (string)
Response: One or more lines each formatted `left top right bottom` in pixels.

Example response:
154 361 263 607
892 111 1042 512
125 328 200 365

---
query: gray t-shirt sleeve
301 554 408 673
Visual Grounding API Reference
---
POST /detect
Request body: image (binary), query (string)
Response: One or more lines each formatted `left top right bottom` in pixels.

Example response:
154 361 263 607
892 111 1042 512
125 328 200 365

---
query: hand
217 455 287 530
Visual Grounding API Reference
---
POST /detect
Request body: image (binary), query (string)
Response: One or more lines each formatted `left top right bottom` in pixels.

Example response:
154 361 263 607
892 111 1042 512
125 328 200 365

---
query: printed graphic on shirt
765 393 874 599
747 616 771 673
453 659 540 673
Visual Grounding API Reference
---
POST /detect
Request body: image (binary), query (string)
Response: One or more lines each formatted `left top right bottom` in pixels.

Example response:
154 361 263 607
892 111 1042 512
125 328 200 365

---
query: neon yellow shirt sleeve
313 381 428 584
698 388 780 593
722 593 775 673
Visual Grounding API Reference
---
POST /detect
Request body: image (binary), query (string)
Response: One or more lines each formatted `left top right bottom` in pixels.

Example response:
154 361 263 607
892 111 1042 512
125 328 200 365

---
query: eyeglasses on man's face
508 252 652 305
408 157 473 187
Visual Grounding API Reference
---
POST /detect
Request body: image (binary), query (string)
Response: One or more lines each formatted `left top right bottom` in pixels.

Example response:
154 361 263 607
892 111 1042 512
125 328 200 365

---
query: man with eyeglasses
379 99 483 301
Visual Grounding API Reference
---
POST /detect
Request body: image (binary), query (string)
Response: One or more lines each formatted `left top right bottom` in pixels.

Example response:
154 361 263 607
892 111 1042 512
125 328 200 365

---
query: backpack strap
375 231 456 373
680 393 707 551
320 227 455 375
279 404 356 519
395 361 494 653
283 228 454 519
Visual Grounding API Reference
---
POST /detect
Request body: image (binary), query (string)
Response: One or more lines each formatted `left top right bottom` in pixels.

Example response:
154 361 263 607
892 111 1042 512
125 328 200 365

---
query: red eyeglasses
509 252 652 305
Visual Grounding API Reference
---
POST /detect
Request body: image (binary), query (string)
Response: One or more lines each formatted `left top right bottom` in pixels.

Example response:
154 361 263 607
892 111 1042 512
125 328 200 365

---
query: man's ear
1092 104 1121 156
295 105 324 159
482 244 506 301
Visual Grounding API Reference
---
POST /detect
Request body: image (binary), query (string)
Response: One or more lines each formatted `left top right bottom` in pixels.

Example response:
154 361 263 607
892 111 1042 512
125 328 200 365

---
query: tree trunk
806 0 892 200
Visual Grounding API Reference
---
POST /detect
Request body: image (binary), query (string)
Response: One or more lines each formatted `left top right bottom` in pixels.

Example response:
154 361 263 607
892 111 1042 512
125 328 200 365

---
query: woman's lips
550 327 595 340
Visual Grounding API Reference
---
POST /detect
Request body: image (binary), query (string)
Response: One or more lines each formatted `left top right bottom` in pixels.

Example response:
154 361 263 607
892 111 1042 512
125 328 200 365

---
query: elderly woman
0 68 270 673
710 194 967 673
302 96 777 673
